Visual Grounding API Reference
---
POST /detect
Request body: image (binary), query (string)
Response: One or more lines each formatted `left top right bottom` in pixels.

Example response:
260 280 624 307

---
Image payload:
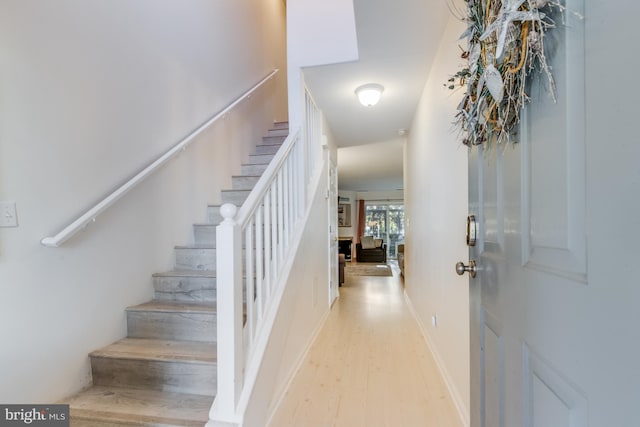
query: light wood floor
267 262 463 427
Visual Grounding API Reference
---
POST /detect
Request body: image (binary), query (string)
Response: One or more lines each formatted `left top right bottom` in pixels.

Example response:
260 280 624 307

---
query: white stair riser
91 357 216 396
175 248 216 271
127 310 216 342
153 276 216 303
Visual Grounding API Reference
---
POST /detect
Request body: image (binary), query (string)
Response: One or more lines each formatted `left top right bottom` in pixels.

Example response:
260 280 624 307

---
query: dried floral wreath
448 0 564 146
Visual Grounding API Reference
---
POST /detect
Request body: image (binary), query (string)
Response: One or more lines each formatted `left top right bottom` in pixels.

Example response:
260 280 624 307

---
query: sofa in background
356 236 387 263
397 244 405 276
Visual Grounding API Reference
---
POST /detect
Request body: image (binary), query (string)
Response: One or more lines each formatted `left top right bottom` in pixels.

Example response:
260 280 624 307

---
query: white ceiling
303 0 451 191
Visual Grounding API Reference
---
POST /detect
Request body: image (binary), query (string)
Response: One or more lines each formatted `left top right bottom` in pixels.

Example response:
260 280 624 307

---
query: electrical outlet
431 314 438 327
0 201 18 227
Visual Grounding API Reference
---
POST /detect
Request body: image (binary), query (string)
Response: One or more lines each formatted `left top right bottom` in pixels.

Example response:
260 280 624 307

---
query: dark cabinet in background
338 238 352 260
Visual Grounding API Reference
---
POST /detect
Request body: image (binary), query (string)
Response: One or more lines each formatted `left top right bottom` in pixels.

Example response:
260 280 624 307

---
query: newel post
212 203 244 422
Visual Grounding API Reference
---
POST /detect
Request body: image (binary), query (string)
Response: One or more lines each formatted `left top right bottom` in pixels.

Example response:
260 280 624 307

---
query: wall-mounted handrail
41 69 279 248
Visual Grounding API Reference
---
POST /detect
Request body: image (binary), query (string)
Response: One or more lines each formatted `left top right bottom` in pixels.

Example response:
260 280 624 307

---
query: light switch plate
0 201 18 227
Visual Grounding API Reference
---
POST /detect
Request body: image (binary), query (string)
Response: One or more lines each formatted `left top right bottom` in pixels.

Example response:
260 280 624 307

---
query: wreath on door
448 0 568 146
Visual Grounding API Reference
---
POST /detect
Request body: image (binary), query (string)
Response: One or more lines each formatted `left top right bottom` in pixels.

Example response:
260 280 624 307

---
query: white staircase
64 123 288 426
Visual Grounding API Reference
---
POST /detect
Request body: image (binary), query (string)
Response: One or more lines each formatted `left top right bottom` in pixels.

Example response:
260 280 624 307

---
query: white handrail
235 129 300 229
210 85 323 426
40 69 279 248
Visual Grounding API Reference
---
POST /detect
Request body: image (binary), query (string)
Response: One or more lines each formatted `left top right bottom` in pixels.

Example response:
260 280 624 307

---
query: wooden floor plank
268 264 462 427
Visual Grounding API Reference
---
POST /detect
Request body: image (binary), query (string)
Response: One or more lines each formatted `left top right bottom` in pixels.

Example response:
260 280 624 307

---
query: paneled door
466 2 640 426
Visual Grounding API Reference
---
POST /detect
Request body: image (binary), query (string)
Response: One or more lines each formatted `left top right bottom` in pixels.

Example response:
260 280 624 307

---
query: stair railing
40 69 279 248
211 88 322 425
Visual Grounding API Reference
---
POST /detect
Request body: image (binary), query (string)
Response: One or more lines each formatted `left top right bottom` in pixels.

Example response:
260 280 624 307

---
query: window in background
364 204 404 259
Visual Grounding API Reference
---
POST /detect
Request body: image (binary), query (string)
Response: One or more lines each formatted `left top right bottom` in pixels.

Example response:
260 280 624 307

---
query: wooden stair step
66 386 211 426
192 223 217 245
240 163 269 176
246 154 274 164
272 121 289 130
253 144 281 155
153 270 217 303
231 175 261 190
220 189 251 206
174 245 216 271
126 301 216 342
90 338 216 363
90 338 216 396
127 301 216 315
262 135 286 144
266 128 288 137
206 205 224 225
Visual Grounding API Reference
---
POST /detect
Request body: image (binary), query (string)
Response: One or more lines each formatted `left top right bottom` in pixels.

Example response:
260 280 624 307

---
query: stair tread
174 244 216 249
127 301 215 313
153 270 216 278
258 141 284 147
90 338 216 363
67 386 211 426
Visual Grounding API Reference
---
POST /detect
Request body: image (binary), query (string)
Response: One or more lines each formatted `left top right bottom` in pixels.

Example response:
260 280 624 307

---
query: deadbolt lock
466 215 477 247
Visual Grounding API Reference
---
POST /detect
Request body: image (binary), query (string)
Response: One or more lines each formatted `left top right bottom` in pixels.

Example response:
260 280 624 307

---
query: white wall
0 0 286 403
357 190 404 203
404 12 470 426
286 0 359 127
337 190 356 238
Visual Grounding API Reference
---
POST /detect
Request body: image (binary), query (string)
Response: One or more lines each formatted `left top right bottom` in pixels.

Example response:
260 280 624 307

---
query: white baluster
245 217 255 345
277 169 285 263
270 183 278 280
255 204 264 321
283 157 290 245
264 191 272 301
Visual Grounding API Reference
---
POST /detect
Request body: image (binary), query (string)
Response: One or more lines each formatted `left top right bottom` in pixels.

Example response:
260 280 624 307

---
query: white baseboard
404 290 470 427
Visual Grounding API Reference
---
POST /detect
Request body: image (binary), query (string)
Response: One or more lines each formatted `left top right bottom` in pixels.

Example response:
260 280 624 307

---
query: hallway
268 264 462 427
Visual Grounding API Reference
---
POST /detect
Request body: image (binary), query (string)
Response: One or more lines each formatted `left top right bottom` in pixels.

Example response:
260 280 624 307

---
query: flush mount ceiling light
355 83 384 107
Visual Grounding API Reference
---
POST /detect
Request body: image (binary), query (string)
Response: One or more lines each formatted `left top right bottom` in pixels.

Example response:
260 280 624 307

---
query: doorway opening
364 204 404 259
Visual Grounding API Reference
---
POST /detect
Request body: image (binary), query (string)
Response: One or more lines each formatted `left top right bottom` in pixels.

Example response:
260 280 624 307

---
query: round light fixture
355 83 384 107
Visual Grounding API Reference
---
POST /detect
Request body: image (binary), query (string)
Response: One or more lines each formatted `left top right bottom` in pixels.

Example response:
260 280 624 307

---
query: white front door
467 2 640 426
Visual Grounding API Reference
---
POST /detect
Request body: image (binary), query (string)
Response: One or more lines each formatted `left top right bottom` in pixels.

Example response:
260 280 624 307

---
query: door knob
456 260 477 278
